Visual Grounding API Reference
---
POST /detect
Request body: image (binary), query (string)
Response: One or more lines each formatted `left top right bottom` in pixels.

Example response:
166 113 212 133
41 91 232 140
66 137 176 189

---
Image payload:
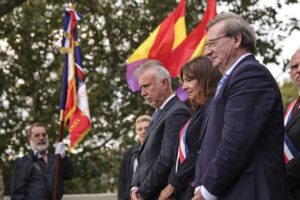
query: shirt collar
159 93 175 110
224 53 252 76
32 149 48 158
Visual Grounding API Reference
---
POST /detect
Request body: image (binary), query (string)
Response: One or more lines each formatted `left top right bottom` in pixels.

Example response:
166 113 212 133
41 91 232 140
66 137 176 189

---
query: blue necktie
152 109 162 123
215 75 228 97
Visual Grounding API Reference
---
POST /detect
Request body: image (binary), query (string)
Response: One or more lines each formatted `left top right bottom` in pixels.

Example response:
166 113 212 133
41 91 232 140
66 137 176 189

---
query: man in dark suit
284 49 300 200
118 115 152 200
192 13 288 200
130 60 191 200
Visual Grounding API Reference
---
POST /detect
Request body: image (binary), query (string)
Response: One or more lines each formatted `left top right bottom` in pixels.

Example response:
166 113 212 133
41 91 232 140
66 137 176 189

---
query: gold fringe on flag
60 47 71 54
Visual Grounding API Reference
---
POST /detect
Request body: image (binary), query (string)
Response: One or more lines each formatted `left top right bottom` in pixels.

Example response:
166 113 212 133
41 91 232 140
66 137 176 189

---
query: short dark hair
180 56 221 106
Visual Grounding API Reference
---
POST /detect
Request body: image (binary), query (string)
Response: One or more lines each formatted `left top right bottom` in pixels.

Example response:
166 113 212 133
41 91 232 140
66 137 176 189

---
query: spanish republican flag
167 0 217 77
126 0 186 92
60 7 91 150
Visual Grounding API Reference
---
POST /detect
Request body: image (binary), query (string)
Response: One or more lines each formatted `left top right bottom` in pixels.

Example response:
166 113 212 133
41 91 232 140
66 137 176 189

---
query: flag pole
53 110 64 200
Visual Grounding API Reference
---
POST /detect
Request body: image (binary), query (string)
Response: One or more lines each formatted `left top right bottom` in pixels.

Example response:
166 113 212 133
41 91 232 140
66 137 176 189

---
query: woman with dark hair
159 56 221 200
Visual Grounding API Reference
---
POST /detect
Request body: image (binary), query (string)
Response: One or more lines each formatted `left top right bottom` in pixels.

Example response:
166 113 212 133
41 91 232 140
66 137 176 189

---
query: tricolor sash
283 99 299 163
175 119 190 172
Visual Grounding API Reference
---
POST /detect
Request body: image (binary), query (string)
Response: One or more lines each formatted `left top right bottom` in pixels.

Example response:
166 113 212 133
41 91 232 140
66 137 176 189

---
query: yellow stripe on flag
173 17 186 49
127 26 160 64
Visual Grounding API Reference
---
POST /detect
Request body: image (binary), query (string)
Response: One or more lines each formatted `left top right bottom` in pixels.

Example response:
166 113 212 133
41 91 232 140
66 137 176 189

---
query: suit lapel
139 96 178 154
286 110 300 131
198 100 214 146
216 55 256 99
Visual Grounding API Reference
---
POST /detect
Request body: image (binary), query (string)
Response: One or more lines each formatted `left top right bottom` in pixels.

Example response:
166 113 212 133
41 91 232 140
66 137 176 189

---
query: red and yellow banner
126 0 186 91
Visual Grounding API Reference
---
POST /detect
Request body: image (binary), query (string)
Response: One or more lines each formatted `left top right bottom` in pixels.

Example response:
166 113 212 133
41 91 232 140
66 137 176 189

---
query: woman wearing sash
159 56 221 200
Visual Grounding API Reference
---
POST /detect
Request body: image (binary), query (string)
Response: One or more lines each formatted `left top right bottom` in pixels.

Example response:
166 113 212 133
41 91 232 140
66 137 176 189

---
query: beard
30 140 49 154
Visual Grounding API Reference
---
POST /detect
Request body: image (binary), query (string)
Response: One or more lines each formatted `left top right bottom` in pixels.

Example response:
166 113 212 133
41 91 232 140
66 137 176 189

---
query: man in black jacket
11 122 73 200
284 49 300 200
118 115 151 200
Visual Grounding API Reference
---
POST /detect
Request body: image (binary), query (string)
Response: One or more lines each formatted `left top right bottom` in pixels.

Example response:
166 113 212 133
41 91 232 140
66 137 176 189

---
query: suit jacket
285 102 300 199
194 55 288 200
132 95 191 200
118 145 140 200
168 99 212 200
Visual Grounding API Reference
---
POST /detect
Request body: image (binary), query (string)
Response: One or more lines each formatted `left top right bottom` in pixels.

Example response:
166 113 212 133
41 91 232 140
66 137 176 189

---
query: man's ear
162 78 169 89
233 33 242 48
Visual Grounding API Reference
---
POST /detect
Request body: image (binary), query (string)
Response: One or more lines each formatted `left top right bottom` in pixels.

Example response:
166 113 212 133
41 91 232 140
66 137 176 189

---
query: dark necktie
152 109 162 123
292 96 300 118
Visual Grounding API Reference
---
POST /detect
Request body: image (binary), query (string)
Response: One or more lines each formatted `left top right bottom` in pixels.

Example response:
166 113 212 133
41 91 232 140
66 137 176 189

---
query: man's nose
141 88 147 97
204 48 212 57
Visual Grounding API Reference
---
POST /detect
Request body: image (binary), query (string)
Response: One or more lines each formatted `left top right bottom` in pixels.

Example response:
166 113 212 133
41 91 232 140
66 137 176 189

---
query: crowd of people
118 12 300 200
2 11 299 200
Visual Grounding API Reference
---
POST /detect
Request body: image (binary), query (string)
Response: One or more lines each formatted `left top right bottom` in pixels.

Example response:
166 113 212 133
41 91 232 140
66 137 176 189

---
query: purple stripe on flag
126 59 148 92
176 85 188 101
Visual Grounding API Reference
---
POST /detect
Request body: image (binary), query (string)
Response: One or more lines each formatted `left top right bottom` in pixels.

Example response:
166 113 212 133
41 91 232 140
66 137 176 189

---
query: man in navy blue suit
192 13 288 200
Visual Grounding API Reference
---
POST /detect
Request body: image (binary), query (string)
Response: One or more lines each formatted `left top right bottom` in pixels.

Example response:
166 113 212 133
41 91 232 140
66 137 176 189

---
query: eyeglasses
205 35 228 49
32 132 47 138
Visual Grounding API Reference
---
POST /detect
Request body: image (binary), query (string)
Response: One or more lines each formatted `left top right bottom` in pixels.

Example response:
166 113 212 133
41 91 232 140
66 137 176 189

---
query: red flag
166 0 217 77
126 0 186 91
60 8 91 150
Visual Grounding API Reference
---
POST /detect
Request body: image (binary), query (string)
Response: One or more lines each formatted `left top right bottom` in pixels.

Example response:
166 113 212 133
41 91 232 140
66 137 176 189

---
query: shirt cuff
201 186 217 200
194 186 201 193
130 186 138 192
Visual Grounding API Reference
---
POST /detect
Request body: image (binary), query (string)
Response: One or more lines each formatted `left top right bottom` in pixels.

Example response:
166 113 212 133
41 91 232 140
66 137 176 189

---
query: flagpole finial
70 2 76 10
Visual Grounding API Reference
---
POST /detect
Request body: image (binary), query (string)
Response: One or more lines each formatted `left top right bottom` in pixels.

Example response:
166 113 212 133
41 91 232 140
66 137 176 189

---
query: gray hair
134 60 171 83
206 12 256 53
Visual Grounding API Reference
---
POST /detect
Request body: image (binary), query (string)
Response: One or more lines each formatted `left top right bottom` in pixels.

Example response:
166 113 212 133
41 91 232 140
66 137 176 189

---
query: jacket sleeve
138 107 190 199
11 158 31 200
61 156 74 180
118 148 131 200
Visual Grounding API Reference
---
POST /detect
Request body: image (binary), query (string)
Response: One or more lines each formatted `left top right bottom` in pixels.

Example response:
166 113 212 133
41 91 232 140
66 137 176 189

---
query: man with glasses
284 49 300 200
192 13 288 200
11 122 74 200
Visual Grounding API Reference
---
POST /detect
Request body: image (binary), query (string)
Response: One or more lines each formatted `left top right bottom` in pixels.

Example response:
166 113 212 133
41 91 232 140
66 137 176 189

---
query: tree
0 0 299 194
0 0 26 17
280 79 298 109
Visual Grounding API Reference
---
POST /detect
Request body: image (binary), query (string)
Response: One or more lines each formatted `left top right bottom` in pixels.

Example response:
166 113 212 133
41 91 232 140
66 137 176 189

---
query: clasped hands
131 189 144 200
158 184 176 200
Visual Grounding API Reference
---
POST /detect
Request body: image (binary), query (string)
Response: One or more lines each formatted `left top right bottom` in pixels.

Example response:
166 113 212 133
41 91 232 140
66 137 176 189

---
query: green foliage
280 79 299 109
0 0 299 195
